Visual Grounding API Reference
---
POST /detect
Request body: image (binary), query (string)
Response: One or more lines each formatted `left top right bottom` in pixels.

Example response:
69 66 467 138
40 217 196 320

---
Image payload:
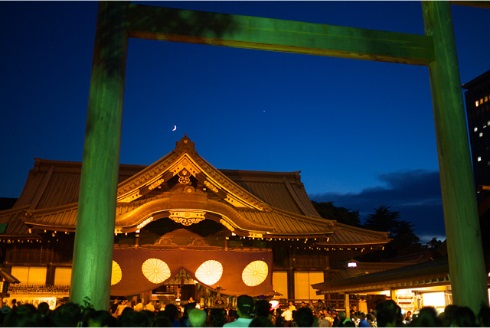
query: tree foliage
356 205 421 259
311 201 361 227
364 205 401 235
313 202 428 260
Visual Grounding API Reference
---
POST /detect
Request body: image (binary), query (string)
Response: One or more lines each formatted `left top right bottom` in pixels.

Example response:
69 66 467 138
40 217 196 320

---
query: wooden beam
423 1 488 314
451 1 490 9
126 4 434 66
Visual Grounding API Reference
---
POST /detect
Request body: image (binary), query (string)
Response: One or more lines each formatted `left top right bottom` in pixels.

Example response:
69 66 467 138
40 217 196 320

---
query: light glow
195 260 223 285
111 260 122 285
142 258 171 284
242 260 268 286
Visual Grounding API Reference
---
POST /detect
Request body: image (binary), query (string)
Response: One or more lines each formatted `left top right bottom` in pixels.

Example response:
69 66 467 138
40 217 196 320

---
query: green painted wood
75 1 488 313
423 1 488 314
126 4 434 66
70 2 128 311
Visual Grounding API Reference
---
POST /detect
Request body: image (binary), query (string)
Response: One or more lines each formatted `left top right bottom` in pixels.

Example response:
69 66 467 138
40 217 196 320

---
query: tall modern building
463 69 490 194
463 70 490 261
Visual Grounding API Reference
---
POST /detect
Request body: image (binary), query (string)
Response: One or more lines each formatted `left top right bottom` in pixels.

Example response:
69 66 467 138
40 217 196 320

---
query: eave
313 258 451 294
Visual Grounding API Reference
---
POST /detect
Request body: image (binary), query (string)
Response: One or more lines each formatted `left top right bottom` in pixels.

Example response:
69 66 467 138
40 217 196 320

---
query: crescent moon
172 125 177 132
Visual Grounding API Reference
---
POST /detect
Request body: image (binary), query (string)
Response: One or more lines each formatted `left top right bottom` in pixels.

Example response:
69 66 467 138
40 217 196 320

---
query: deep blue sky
1 2 489 243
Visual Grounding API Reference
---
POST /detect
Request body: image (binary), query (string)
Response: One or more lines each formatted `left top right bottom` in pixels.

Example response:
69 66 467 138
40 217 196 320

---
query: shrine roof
0 136 389 246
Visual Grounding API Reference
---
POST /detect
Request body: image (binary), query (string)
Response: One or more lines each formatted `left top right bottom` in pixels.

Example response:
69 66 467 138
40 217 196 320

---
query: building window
54 267 72 286
294 271 324 300
272 271 288 299
11 266 47 285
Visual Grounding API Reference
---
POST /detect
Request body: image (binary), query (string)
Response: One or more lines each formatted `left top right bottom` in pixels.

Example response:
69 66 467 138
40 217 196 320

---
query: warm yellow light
142 258 171 284
111 261 122 285
195 260 223 285
242 260 268 286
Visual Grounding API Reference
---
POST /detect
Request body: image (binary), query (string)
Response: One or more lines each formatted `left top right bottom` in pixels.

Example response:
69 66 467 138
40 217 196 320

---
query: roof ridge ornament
175 134 196 154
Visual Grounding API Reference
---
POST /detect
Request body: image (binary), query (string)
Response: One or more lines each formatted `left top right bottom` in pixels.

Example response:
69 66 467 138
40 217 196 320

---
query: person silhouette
223 295 254 327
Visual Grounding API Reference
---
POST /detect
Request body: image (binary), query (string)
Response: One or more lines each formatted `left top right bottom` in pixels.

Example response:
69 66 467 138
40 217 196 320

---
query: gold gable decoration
170 155 201 179
169 210 206 226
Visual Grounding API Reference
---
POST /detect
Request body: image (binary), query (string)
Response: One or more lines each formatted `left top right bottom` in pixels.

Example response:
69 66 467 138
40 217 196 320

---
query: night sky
1 1 489 243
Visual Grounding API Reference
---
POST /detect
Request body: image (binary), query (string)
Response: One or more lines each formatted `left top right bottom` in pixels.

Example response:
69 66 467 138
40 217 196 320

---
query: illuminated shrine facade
0 135 390 303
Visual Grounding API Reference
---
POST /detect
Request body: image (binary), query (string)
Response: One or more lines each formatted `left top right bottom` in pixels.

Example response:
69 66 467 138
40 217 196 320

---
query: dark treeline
312 202 445 261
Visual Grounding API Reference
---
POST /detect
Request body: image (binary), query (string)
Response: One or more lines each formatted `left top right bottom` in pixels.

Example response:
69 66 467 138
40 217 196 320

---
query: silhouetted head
188 308 207 327
237 295 254 317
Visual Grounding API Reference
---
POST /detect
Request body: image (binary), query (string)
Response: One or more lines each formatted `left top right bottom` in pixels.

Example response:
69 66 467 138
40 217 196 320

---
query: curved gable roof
0 135 390 247
117 136 272 212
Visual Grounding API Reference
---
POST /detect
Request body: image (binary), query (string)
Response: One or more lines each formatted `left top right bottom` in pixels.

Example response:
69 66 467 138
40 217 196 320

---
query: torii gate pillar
423 1 488 312
70 2 128 310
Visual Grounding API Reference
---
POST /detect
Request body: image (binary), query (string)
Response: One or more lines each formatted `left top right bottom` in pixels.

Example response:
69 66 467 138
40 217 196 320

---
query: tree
427 237 444 249
390 220 422 256
363 205 400 235
361 205 423 259
312 201 361 227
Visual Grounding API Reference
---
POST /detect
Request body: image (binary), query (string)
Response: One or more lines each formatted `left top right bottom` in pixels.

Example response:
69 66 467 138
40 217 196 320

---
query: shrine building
0 135 390 308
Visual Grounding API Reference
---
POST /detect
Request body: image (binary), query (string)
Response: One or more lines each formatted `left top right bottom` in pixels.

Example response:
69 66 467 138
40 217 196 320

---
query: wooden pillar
390 289 396 302
135 232 140 248
287 267 295 301
422 1 488 314
344 293 350 318
46 264 56 285
70 2 128 311
323 265 330 303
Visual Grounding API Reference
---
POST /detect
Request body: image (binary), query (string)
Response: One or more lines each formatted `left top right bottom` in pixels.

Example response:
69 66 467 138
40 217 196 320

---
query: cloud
309 170 446 243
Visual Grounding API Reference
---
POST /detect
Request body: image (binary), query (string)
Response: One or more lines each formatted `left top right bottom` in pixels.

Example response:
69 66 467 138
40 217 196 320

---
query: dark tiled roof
222 170 320 217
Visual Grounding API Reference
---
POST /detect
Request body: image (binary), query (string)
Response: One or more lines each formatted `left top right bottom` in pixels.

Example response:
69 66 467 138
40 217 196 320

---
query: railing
9 284 70 295
281 298 346 311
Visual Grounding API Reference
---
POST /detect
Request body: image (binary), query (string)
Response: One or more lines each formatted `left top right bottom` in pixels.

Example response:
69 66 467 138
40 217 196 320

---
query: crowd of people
1 296 490 327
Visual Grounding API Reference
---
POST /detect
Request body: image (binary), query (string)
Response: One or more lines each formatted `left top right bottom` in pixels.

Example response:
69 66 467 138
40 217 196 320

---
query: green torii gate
70 2 489 313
